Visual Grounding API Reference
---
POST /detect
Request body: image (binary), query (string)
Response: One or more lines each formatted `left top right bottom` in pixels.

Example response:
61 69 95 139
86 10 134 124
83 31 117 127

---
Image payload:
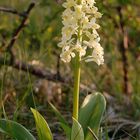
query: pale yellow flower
59 0 104 65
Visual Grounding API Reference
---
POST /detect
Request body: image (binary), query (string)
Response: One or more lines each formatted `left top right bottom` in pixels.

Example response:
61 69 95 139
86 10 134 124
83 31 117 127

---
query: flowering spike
58 0 104 65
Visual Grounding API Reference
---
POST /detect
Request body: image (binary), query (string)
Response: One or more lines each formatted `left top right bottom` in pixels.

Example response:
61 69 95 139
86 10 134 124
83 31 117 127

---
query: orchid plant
58 0 104 121
0 0 106 140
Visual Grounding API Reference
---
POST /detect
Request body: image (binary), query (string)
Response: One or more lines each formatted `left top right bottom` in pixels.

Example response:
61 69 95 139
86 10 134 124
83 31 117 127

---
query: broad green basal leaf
79 92 106 140
71 118 84 140
31 108 53 140
0 119 35 140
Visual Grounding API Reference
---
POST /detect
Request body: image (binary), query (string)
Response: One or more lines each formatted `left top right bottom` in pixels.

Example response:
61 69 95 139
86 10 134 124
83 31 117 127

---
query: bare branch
6 2 35 64
0 2 69 85
0 6 26 17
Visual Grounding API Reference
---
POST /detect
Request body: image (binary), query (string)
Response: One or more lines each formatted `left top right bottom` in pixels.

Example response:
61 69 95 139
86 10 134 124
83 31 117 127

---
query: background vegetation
0 0 140 139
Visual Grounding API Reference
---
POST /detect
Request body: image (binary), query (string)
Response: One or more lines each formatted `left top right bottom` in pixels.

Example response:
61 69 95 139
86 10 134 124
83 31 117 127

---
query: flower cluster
58 0 104 65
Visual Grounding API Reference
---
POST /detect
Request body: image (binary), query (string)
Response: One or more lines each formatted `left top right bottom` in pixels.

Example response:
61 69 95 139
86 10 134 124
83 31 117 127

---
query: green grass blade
0 119 36 140
60 122 71 140
49 102 71 139
31 108 53 140
49 102 68 125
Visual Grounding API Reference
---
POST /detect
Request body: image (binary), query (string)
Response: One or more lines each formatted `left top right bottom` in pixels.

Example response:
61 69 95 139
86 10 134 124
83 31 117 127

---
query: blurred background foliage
0 0 140 139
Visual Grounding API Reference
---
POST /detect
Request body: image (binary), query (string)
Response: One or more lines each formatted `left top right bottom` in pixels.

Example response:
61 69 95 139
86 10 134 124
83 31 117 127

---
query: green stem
73 54 81 120
73 0 82 120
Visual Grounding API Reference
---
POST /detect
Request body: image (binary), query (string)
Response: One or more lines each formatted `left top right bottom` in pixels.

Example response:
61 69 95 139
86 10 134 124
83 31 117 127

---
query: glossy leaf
71 118 84 140
0 119 35 140
31 108 53 140
79 92 106 140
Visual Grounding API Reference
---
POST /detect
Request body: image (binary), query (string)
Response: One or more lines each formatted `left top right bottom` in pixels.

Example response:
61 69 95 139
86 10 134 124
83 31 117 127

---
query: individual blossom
58 0 104 65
